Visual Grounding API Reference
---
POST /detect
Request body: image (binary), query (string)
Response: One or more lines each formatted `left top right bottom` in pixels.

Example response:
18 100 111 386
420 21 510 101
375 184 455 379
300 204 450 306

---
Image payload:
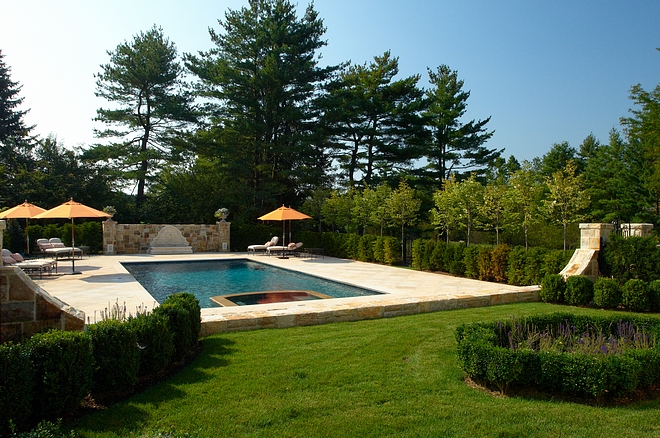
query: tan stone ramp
33 253 539 334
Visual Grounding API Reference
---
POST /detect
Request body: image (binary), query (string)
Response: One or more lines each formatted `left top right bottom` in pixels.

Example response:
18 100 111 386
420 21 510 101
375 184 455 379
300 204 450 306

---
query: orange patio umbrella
33 198 111 274
0 200 47 254
258 205 311 247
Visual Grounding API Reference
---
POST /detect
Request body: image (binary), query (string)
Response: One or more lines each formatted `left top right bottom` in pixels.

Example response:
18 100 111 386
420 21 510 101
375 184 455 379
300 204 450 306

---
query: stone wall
103 220 230 254
1 267 85 343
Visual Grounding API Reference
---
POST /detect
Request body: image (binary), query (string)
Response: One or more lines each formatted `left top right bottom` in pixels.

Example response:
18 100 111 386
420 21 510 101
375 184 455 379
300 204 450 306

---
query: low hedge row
296 231 401 265
455 312 660 399
412 241 572 286
540 275 660 313
0 293 201 435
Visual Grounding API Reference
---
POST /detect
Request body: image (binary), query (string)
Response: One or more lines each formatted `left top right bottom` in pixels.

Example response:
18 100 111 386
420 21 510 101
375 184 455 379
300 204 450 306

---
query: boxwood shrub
539 274 565 303
0 343 33 434
649 280 660 312
25 330 93 421
127 312 175 376
564 276 594 306
87 319 140 394
622 279 650 312
593 278 622 309
455 313 660 399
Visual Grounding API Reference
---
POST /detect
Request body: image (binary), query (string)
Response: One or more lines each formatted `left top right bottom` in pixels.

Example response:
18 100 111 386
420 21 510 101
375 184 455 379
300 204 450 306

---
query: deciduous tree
543 160 589 250
386 181 421 261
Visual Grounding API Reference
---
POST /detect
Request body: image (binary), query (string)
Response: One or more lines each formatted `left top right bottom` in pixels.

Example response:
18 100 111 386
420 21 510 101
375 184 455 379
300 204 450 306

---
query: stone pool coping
32 253 540 335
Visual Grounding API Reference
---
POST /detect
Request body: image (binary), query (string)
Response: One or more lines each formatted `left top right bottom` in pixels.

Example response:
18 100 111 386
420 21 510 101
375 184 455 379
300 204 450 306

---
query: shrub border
455 312 660 399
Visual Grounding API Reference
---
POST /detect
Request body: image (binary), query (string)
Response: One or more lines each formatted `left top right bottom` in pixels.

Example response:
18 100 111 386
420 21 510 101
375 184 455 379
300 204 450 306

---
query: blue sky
2 0 659 162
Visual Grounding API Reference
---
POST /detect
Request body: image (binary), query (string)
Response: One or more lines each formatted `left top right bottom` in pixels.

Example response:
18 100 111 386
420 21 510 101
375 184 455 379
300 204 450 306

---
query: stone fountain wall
102 220 230 255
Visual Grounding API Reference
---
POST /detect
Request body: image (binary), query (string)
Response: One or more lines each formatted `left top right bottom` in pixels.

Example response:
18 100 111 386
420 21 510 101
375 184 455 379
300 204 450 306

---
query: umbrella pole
279 221 288 259
25 218 29 255
70 218 81 275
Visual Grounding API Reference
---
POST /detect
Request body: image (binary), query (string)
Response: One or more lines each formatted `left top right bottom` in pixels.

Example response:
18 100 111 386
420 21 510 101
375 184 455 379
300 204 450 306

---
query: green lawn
69 303 660 437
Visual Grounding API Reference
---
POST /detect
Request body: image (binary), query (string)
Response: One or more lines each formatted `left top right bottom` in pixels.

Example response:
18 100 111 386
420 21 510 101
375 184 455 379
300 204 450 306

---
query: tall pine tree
185 0 337 218
418 65 499 188
88 26 196 212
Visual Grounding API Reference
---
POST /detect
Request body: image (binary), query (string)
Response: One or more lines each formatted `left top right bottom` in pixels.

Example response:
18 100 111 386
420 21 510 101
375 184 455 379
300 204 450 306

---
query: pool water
122 259 381 308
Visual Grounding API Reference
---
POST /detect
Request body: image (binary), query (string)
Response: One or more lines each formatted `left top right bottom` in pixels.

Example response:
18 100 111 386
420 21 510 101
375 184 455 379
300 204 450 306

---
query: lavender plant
498 317 656 355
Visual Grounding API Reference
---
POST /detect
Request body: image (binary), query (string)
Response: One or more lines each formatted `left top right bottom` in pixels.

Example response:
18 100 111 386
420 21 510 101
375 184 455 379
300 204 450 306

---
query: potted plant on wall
215 208 229 222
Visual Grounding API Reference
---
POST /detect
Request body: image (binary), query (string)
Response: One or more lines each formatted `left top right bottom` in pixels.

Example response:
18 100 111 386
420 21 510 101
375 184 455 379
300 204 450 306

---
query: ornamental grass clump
456 313 660 399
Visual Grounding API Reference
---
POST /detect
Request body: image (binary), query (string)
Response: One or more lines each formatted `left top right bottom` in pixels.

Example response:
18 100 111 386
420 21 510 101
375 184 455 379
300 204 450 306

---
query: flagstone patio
32 253 540 335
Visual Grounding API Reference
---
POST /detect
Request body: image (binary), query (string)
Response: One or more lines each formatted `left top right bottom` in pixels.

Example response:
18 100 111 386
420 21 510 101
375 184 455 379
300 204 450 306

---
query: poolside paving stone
31 252 540 335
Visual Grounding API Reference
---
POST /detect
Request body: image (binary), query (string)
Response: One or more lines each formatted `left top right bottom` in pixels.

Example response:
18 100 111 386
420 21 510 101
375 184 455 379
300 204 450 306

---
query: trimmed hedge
127 312 175 376
0 343 33 434
1 292 202 433
593 278 622 309
564 276 594 306
412 239 572 287
25 330 94 421
456 313 660 399
622 279 650 312
298 231 401 265
539 274 565 303
87 319 140 393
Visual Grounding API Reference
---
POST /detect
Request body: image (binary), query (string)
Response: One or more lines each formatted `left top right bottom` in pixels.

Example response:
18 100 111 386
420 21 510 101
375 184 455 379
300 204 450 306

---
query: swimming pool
121 259 381 308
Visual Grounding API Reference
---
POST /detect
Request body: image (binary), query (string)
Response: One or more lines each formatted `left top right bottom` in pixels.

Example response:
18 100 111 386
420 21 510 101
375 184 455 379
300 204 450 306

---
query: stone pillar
625 223 654 238
0 220 5 266
579 223 614 250
218 221 230 252
103 219 117 255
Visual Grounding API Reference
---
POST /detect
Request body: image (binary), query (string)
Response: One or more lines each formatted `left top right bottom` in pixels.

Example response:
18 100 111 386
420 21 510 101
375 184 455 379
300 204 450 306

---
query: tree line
1 0 659 250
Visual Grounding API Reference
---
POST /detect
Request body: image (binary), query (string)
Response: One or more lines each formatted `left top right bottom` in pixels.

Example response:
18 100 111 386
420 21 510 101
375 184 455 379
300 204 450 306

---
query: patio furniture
36 238 82 260
248 236 279 255
2 249 57 278
267 242 303 258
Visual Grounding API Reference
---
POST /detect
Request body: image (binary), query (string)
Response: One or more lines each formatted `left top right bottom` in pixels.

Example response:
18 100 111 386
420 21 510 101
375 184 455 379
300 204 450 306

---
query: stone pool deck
32 253 540 336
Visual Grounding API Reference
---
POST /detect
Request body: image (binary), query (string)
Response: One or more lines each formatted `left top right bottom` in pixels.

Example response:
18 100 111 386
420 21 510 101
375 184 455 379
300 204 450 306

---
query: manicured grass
69 303 660 437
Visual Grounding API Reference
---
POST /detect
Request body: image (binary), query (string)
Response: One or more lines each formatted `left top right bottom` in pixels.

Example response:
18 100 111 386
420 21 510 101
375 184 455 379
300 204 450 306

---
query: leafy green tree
504 162 543 250
185 0 336 217
453 175 484 246
418 65 499 188
301 188 331 232
431 175 461 242
322 190 355 232
543 160 589 250
386 181 421 261
481 179 507 245
88 25 196 212
351 184 395 235
323 51 427 187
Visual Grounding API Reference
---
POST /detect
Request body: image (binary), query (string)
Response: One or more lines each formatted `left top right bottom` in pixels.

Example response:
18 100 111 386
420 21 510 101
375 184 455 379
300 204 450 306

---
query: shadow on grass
70 336 237 435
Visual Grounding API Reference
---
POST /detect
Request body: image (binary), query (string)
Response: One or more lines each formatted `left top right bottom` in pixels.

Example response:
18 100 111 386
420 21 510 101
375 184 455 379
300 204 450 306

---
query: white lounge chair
2 249 57 277
37 238 82 260
247 236 279 255
267 242 303 257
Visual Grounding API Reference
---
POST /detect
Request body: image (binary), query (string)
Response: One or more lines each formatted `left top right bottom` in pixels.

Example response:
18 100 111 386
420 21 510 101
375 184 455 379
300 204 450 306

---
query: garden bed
456 312 660 402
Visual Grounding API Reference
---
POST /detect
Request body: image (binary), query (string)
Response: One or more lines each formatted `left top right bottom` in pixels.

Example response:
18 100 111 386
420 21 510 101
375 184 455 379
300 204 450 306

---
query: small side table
80 246 90 258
